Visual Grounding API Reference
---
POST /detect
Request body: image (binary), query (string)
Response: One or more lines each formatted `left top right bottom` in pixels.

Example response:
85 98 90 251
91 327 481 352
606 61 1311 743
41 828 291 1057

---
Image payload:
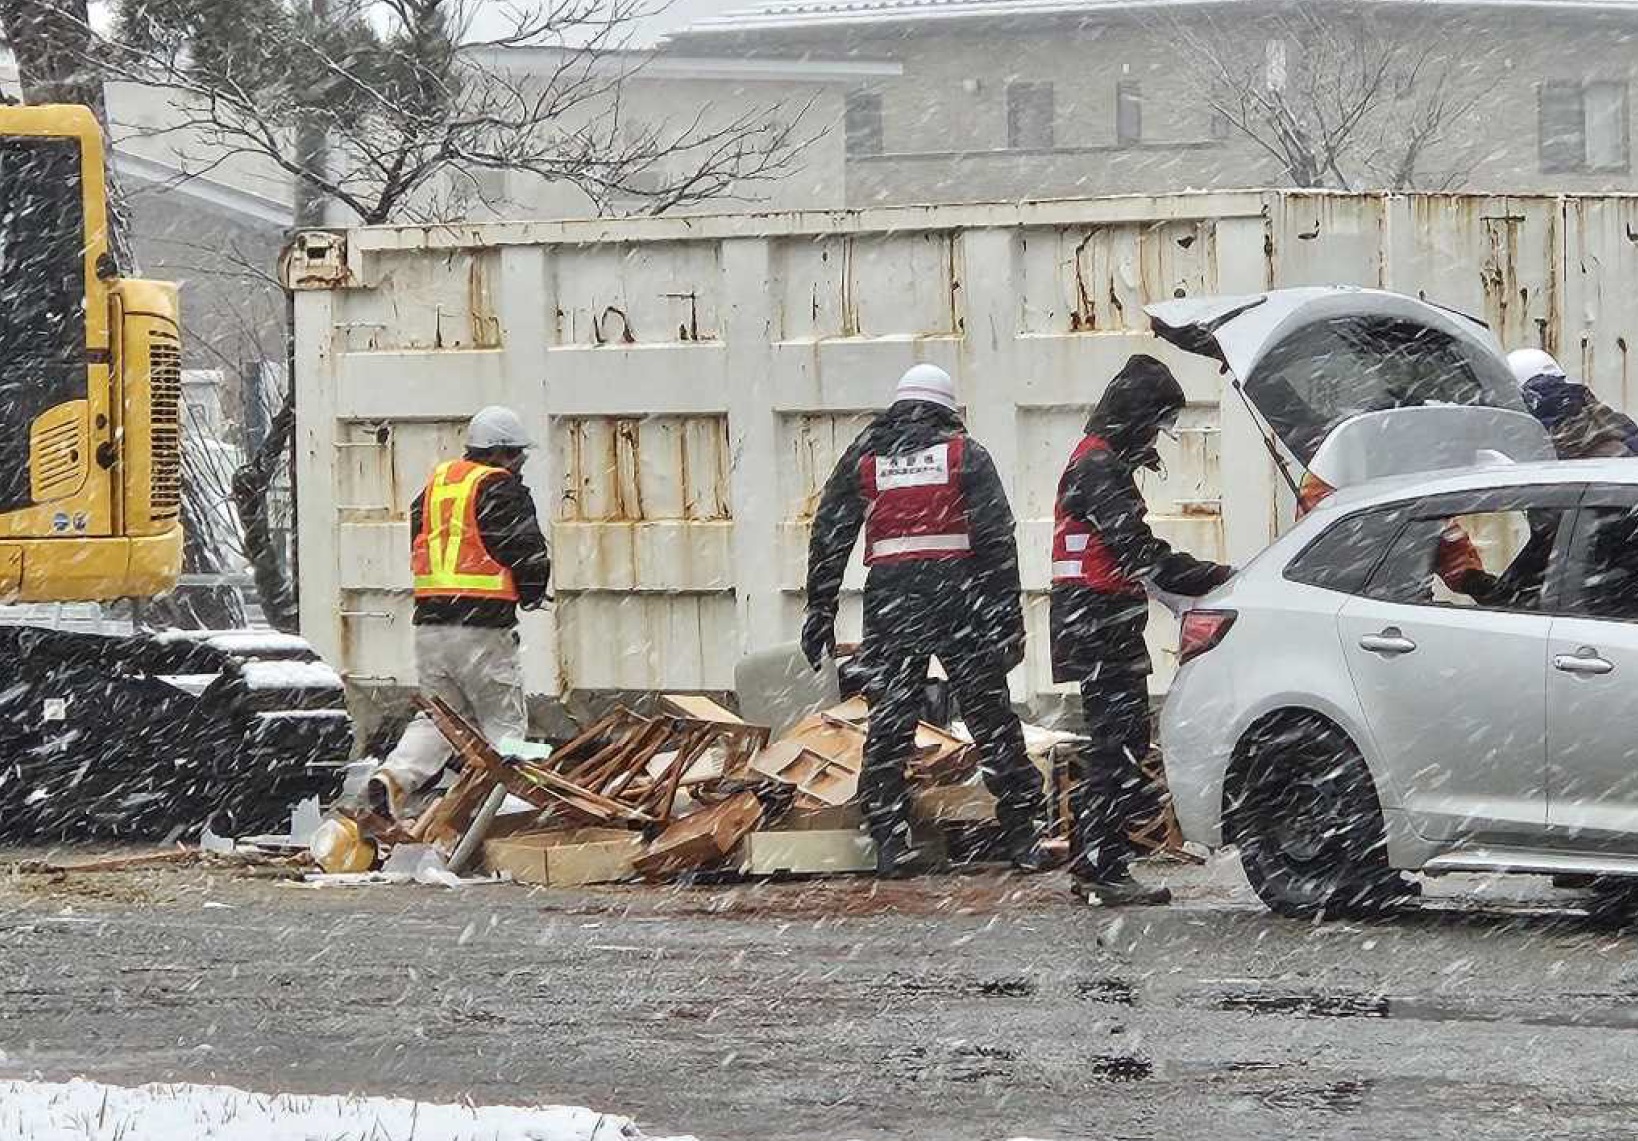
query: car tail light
1179 608 1237 665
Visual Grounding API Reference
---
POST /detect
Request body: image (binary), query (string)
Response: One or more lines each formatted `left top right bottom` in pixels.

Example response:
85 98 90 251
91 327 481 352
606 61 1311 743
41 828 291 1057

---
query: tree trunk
233 388 300 633
0 0 101 108
0 0 138 269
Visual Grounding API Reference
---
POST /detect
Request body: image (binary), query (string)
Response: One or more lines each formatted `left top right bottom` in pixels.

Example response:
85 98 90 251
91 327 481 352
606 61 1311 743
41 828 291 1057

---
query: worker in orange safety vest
367 406 551 820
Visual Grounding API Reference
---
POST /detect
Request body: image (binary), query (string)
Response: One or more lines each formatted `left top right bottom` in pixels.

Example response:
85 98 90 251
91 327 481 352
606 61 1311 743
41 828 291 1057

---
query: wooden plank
483 827 643 886
409 764 498 850
660 694 746 724
912 783 998 825
768 803 864 831
548 710 642 770
421 696 653 825
633 790 763 879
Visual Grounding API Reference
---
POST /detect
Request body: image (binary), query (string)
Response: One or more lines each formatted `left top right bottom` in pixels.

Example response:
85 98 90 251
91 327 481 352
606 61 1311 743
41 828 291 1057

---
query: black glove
801 609 836 671
997 634 1026 673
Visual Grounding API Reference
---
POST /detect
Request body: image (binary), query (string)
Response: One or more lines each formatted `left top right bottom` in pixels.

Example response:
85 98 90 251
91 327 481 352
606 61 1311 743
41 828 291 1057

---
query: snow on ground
0 1078 695 1141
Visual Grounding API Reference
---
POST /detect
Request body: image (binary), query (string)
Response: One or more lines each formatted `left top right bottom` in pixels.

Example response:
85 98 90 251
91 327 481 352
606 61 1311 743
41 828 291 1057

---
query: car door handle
1359 629 1417 655
1554 648 1615 676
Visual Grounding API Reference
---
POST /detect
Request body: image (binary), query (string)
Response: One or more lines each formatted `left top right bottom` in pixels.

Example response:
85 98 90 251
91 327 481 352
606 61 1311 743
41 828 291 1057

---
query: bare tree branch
77 0 820 226
1166 2 1489 192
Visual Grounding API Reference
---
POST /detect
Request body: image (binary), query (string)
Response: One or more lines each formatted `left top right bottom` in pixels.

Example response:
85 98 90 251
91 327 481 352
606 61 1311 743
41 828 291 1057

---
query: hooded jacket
807 401 1024 659
1050 355 1232 682
1520 374 1638 459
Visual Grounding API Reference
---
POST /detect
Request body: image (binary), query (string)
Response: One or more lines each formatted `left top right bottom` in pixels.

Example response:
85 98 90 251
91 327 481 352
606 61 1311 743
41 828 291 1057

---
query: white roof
685 0 1638 32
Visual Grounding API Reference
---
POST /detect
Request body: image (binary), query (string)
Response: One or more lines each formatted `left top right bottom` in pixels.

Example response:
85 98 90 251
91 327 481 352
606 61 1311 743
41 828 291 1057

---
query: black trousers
1069 671 1154 882
860 647 1044 852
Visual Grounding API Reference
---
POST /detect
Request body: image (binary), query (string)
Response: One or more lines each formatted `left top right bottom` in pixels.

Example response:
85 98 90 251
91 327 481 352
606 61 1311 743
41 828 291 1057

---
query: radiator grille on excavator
149 330 181 520
32 417 85 499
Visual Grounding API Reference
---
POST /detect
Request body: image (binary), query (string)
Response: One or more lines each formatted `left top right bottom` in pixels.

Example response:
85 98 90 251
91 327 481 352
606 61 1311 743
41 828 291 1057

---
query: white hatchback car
1151 288 1638 918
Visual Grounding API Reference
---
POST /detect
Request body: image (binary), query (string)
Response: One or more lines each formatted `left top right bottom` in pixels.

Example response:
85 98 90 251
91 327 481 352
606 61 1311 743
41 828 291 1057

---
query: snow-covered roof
683 0 1638 33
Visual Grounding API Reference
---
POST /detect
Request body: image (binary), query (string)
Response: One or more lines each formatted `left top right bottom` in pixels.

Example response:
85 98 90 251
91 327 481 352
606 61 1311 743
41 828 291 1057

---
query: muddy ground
3 854 1638 1140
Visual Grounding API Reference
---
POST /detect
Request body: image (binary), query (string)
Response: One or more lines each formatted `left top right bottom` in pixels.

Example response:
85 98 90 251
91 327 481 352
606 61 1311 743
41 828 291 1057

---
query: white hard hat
467 405 534 450
893 363 958 410
1506 348 1568 387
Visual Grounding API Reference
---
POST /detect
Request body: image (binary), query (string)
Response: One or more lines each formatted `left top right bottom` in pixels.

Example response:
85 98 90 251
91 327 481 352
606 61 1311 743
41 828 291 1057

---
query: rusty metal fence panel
293 192 1629 707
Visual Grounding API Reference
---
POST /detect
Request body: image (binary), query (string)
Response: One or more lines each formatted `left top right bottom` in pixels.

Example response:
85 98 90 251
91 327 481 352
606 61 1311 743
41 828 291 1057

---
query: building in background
14 0 1638 385
665 0 1638 206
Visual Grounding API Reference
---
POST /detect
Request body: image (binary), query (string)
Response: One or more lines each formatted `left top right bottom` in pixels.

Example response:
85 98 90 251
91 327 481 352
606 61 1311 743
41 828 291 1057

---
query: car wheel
1230 718 1412 920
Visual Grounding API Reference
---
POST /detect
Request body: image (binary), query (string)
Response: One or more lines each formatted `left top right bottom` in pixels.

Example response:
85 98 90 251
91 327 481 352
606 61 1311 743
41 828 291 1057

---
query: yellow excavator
0 104 349 837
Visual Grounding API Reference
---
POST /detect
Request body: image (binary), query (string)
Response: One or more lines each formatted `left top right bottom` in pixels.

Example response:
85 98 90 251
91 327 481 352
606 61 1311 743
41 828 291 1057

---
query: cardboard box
483 827 643 887
746 829 877 875
912 783 998 825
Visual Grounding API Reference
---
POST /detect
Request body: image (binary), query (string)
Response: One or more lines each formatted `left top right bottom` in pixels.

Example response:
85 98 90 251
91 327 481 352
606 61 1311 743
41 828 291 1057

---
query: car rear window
1284 504 1412 594
1246 315 1518 464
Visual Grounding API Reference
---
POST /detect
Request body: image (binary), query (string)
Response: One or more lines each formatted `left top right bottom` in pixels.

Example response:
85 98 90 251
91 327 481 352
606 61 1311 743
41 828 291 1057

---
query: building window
1117 80 1143 146
1540 80 1629 173
845 92 884 157
1007 81 1054 150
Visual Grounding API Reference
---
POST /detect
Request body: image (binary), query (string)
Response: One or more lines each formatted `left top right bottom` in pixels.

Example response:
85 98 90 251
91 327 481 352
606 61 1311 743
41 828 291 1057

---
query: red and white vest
1051 434 1143 596
858 437 974 565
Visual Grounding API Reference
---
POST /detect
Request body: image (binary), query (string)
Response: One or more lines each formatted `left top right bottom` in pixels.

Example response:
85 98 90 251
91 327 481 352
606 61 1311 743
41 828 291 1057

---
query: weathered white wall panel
295 192 1636 709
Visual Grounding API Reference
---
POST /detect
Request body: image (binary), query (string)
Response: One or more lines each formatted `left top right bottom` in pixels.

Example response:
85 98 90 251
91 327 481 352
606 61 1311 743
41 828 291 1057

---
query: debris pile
328 690 1174 887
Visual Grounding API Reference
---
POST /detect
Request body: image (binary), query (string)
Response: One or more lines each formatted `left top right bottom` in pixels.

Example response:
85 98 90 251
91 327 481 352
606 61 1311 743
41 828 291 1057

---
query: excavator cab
0 103 181 602
0 106 350 839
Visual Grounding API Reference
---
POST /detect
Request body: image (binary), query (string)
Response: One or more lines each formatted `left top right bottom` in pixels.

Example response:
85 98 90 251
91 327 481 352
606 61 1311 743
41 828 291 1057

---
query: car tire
1230 717 1413 920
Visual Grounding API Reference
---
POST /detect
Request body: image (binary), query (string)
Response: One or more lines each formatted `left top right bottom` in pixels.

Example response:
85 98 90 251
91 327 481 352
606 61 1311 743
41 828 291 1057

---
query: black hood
1086 354 1186 462
861 399 965 456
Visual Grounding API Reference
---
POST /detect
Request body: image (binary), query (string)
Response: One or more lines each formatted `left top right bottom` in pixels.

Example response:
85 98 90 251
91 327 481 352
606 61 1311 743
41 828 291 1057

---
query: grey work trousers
374 625 527 795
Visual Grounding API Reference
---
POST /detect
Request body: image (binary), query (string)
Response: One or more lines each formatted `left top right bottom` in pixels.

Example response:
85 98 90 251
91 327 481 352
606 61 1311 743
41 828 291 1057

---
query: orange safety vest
410 459 519 601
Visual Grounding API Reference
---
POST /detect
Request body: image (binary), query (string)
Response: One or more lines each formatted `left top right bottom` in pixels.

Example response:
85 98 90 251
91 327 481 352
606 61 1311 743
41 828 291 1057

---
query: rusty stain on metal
593 306 637 346
468 258 501 347
1619 336 1631 411
1069 229 1098 333
614 418 645 521
663 291 707 342
279 231 353 290
840 237 859 337
562 420 586 522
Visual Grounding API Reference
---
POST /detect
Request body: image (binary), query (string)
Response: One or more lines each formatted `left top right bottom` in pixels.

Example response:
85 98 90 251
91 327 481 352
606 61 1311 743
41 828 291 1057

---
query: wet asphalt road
3 855 1638 1140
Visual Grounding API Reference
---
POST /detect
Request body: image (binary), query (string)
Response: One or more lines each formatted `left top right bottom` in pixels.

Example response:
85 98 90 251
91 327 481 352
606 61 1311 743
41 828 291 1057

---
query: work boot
1010 841 1056 874
1001 814 1062 875
1072 868 1172 907
874 827 942 879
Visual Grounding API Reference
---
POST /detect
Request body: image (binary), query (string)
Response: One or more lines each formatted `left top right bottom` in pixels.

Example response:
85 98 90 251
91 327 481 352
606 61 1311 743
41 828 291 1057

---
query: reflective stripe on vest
1050 433 1144 595
410 459 520 601
858 437 974 566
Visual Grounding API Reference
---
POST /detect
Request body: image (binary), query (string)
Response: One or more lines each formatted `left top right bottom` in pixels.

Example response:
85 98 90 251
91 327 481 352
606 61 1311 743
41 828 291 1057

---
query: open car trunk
1146 287 1552 484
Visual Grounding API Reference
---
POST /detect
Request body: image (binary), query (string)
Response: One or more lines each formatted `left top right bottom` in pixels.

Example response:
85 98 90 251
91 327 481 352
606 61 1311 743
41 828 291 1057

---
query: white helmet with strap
467 405 534 450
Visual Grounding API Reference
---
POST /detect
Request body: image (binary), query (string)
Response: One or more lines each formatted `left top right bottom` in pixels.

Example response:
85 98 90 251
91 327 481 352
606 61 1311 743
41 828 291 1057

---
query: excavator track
0 626 352 839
